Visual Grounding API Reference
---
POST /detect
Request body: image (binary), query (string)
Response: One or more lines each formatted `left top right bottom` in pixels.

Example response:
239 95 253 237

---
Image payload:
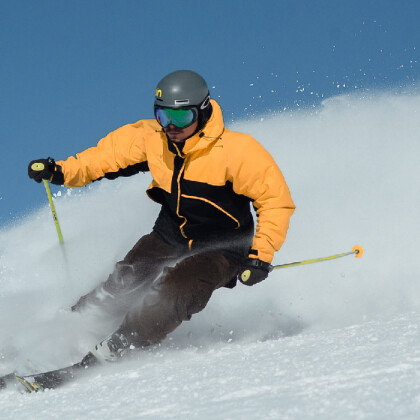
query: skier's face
164 120 198 143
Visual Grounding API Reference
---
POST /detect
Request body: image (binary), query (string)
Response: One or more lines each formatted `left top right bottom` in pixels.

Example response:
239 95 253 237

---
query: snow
1 91 420 419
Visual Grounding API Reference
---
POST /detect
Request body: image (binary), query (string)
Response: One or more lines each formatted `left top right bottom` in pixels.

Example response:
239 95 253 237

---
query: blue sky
1 0 419 227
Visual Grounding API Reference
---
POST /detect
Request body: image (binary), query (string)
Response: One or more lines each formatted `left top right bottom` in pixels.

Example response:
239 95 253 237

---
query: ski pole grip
31 162 45 171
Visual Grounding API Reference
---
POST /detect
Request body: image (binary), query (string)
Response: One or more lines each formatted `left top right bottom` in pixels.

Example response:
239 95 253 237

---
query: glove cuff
244 257 273 273
50 165 64 185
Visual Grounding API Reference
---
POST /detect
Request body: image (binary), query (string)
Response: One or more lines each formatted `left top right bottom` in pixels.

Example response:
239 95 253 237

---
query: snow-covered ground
1 91 419 419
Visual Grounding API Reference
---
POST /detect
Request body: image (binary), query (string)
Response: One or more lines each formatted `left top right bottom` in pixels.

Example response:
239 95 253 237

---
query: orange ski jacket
57 100 295 263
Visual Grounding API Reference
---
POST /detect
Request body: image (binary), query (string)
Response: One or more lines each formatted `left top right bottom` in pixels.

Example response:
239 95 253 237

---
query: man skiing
27 70 295 370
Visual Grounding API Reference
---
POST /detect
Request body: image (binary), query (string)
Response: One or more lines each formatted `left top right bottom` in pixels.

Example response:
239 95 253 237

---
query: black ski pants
72 231 240 347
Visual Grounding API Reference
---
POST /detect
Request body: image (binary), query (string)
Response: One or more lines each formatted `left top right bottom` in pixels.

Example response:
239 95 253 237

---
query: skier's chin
166 131 185 142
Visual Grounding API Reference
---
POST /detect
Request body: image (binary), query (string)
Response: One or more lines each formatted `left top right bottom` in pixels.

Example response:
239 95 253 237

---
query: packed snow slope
0 91 419 419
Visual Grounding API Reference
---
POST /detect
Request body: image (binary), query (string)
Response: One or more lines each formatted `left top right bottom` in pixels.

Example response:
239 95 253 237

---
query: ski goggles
154 106 198 129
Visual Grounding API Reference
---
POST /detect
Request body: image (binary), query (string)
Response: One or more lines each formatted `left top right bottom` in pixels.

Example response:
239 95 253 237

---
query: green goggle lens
154 107 198 128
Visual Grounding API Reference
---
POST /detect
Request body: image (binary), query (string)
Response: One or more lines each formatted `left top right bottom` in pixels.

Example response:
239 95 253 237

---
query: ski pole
42 179 64 244
42 178 73 291
272 245 364 270
30 163 73 292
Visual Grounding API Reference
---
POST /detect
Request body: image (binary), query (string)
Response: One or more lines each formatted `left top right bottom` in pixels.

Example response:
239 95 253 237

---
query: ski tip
352 245 364 258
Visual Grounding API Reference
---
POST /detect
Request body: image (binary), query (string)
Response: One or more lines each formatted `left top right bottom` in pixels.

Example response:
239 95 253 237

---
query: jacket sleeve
228 135 295 264
56 123 148 188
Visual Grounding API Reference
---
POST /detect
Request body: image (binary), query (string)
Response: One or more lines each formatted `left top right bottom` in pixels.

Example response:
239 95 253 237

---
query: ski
0 367 76 393
0 352 98 393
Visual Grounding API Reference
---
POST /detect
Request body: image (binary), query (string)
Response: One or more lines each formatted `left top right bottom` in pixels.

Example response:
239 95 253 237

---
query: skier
28 70 295 368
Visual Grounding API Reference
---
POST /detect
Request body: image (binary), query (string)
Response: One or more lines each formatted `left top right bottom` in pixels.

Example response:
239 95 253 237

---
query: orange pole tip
352 245 364 258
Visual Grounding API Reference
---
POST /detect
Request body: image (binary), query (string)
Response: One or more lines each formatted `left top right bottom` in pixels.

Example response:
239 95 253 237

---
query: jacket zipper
172 143 189 241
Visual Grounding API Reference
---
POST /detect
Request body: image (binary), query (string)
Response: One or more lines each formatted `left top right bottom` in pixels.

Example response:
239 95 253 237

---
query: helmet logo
200 95 210 110
155 89 162 98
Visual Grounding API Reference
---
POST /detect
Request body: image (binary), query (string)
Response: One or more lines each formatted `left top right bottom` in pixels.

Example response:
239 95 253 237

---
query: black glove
238 258 273 286
28 157 64 185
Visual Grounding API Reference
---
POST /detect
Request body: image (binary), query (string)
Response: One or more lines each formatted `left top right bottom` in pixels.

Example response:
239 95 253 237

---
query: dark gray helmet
154 70 210 109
